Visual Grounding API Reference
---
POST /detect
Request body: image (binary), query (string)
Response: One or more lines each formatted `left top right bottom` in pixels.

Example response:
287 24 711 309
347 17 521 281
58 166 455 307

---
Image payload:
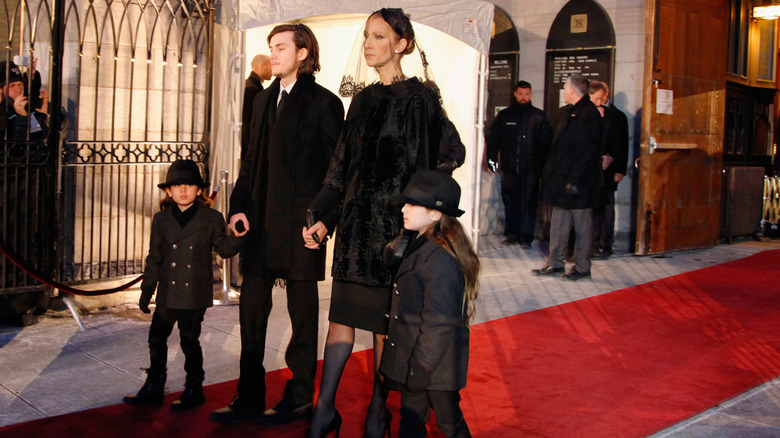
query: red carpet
3 249 780 437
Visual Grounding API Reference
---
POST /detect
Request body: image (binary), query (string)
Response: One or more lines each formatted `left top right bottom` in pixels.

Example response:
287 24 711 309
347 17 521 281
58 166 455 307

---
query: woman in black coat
303 8 465 438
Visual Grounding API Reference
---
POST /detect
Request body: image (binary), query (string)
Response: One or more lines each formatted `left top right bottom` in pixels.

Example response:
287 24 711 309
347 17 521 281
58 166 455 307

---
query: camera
13 55 30 67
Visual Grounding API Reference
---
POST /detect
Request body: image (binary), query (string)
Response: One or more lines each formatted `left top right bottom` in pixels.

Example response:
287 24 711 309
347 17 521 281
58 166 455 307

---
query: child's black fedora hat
158 159 209 189
394 169 465 217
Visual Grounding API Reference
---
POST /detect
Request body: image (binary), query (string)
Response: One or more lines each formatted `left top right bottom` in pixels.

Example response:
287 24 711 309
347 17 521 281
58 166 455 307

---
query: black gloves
139 290 153 314
565 183 580 197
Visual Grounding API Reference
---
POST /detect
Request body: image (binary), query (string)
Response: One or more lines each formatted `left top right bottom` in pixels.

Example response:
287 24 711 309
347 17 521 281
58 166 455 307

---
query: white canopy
217 0 494 56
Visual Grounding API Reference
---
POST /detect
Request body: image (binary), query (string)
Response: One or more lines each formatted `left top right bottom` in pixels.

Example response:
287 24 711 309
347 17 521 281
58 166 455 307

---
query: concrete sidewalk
2 235 779 436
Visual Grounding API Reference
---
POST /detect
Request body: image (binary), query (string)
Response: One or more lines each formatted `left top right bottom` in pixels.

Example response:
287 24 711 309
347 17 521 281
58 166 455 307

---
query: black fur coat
312 78 462 287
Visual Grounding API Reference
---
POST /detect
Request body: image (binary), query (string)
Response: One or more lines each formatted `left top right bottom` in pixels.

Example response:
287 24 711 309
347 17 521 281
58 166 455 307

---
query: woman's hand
302 221 328 249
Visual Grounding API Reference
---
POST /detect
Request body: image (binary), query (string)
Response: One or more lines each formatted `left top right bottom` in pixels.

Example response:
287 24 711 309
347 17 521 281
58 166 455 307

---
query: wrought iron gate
1 0 213 304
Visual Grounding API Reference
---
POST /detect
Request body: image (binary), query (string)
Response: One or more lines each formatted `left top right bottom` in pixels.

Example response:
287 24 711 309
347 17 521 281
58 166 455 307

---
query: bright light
753 5 780 19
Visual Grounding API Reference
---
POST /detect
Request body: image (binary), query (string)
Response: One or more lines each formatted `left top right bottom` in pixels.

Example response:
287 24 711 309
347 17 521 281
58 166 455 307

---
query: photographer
1 59 47 141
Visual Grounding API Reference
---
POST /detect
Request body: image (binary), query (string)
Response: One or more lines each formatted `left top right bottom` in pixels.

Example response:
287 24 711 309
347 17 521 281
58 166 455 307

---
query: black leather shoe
560 269 591 281
253 397 313 426
501 237 519 246
171 385 205 412
591 246 611 260
209 396 264 424
531 266 565 276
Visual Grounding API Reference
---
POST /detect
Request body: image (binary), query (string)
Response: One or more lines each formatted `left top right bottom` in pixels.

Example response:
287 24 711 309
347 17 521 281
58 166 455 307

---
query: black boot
123 369 166 406
308 342 353 438
363 372 391 438
171 376 205 411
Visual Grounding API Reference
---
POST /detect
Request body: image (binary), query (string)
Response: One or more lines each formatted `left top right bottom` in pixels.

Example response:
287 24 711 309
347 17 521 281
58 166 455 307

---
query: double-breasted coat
229 74 344 280
140 203 243 309
540 94 603 210
380 236 469 391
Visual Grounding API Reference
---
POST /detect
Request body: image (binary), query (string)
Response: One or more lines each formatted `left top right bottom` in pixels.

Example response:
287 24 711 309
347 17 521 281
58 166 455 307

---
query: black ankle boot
171 376 205 411
123 370 166 406
364 372 391 438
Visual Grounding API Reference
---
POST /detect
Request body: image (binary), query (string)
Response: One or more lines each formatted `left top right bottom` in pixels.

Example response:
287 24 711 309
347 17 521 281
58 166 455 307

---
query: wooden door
636 0 729 254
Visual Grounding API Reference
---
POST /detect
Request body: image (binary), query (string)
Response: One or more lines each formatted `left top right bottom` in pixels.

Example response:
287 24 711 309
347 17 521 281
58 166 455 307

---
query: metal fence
1 0 213 298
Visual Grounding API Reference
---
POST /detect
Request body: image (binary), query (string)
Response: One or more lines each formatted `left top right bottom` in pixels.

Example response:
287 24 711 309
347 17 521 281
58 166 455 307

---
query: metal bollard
214 170 240 305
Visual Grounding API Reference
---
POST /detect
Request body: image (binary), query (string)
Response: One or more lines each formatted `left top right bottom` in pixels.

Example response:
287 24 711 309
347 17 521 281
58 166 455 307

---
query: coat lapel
175 204 212 241
160 204 212 243
395 235 429 279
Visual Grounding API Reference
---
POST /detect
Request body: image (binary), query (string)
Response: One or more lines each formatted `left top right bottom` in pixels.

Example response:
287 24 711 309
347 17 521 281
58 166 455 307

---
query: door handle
649 136 697 154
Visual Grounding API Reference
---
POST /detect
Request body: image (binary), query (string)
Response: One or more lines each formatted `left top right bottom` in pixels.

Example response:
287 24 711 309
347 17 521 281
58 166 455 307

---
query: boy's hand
139 291 152 314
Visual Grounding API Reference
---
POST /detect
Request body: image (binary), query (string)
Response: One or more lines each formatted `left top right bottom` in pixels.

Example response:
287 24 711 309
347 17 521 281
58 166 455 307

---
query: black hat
158 159 209 189
0 61 23 87
394 169 465 217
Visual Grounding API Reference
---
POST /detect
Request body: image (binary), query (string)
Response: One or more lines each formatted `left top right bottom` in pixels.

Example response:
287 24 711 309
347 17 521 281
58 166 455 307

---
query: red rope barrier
0 238 143 296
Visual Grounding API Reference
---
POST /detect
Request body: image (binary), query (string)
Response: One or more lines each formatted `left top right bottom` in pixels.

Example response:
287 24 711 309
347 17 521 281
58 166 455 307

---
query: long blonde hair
424 214 480 326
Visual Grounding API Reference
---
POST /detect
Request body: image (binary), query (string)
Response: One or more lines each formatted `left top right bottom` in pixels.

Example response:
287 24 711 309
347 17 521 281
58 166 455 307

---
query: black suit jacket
230 74 344 280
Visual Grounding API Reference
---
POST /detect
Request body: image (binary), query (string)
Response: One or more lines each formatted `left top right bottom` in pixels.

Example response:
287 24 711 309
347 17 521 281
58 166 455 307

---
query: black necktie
277 90 288 117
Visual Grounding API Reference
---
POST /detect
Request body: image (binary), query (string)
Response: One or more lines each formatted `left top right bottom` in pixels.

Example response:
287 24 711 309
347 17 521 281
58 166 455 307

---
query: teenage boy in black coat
209 23 344 425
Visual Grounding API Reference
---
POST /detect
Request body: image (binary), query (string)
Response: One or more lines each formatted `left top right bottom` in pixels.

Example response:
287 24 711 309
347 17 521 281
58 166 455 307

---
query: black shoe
591 247 611 260
253 397 313 426
171 380 205 412
364 407 391 438
209 396 264 424
307 409 342 438
123 370 166 406
560 269 591 281
501 237 520 246
519 242 533 250
531 266 565 276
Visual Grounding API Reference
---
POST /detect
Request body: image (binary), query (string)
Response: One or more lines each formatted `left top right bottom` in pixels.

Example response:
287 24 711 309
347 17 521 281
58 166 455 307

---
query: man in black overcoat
209 23 344 426
241 54 271 159
532 74 602 281
589 80 629 258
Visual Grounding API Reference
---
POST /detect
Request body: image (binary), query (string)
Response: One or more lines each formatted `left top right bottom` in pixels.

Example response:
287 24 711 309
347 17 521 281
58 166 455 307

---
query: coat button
393 315 399 320
187 264 191 269
395 290 399 295
171 281 176 286
171 262 176 268
390 342 395 347
384 313 389 319
189 245 193 250
384 335 389 340
172 244 177 249
185 283 189 287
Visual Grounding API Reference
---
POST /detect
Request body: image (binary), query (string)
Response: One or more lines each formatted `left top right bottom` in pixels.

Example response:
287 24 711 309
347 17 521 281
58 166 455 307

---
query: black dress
312 78 463 333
